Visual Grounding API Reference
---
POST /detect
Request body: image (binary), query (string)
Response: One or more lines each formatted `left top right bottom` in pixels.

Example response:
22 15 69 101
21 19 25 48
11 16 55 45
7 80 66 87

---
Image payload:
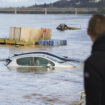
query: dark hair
88 14 105 37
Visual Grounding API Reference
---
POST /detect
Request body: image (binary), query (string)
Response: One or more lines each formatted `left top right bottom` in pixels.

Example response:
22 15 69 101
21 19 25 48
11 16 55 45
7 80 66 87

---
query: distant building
89 0 101 3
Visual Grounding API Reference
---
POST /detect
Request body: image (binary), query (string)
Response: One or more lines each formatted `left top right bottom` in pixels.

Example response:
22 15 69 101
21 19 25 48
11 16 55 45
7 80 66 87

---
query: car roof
9 52 66 64
12 51 64 59
8 51 81 62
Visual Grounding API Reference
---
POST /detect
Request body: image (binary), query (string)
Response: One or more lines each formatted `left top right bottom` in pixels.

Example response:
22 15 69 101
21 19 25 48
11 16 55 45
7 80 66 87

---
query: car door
33 57 55 67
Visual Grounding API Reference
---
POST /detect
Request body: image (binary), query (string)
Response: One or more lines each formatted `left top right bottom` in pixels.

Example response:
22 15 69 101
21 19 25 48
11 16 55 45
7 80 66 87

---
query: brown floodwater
0 14 92 105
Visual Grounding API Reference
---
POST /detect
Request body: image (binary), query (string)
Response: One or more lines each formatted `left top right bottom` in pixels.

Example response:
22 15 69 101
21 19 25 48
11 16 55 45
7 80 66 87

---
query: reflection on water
8 67 55 74
23 93 71 105
0 14 91 105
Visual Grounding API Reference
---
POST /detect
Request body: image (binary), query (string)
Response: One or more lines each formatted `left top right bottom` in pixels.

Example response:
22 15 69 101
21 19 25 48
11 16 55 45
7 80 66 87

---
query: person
84 14 105 105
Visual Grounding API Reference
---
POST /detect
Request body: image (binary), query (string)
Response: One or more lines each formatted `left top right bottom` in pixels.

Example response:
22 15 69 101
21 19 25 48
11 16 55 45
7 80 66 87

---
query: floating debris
38 40 67 46
0 38 33 46
0 27 52 46
56 24 81 31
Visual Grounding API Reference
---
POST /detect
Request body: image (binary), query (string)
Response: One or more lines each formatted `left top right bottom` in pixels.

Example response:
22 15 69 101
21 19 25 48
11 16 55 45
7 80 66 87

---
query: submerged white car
6 51 79 69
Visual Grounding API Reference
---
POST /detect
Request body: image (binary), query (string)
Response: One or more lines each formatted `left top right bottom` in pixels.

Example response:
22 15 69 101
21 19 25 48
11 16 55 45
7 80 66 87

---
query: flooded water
0 14 92 105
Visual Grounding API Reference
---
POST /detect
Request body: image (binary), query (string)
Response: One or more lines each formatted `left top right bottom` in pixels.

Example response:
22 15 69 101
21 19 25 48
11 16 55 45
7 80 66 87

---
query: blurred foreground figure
84 14 105 105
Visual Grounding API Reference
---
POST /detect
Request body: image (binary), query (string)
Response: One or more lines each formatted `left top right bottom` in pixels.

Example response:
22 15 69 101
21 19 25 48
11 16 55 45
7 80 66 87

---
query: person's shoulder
85 55 93 66
85 52 105 68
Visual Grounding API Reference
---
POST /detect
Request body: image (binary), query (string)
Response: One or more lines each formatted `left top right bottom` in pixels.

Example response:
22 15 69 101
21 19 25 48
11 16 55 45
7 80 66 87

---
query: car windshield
43 55 64 63
48 52 64 58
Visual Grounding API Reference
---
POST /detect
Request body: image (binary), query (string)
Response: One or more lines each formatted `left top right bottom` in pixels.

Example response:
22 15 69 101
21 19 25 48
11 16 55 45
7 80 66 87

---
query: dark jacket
84 32 105 105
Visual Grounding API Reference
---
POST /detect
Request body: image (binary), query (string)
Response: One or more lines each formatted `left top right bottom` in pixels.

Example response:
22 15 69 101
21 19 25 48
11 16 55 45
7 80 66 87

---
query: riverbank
0 7 98 14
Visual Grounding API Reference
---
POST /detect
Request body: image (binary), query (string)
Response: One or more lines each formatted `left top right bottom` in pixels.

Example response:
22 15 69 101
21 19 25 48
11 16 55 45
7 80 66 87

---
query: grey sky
0 0 59 7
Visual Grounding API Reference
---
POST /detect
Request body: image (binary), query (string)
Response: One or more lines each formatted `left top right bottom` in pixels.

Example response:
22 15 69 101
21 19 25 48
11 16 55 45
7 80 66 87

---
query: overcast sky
0 0 59 7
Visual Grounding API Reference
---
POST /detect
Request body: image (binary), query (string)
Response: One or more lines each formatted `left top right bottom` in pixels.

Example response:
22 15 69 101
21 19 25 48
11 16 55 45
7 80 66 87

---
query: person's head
87 14 105 42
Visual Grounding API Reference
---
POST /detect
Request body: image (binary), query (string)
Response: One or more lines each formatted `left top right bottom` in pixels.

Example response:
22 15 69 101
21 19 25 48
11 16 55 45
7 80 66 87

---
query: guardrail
0 7 98 14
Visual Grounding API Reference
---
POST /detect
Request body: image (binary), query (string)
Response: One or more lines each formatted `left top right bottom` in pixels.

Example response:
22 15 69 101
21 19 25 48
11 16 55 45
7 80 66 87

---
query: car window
45 55 64 63
17 57 32 66
17 57 55 66
34 57 55 66
35 54 64 63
